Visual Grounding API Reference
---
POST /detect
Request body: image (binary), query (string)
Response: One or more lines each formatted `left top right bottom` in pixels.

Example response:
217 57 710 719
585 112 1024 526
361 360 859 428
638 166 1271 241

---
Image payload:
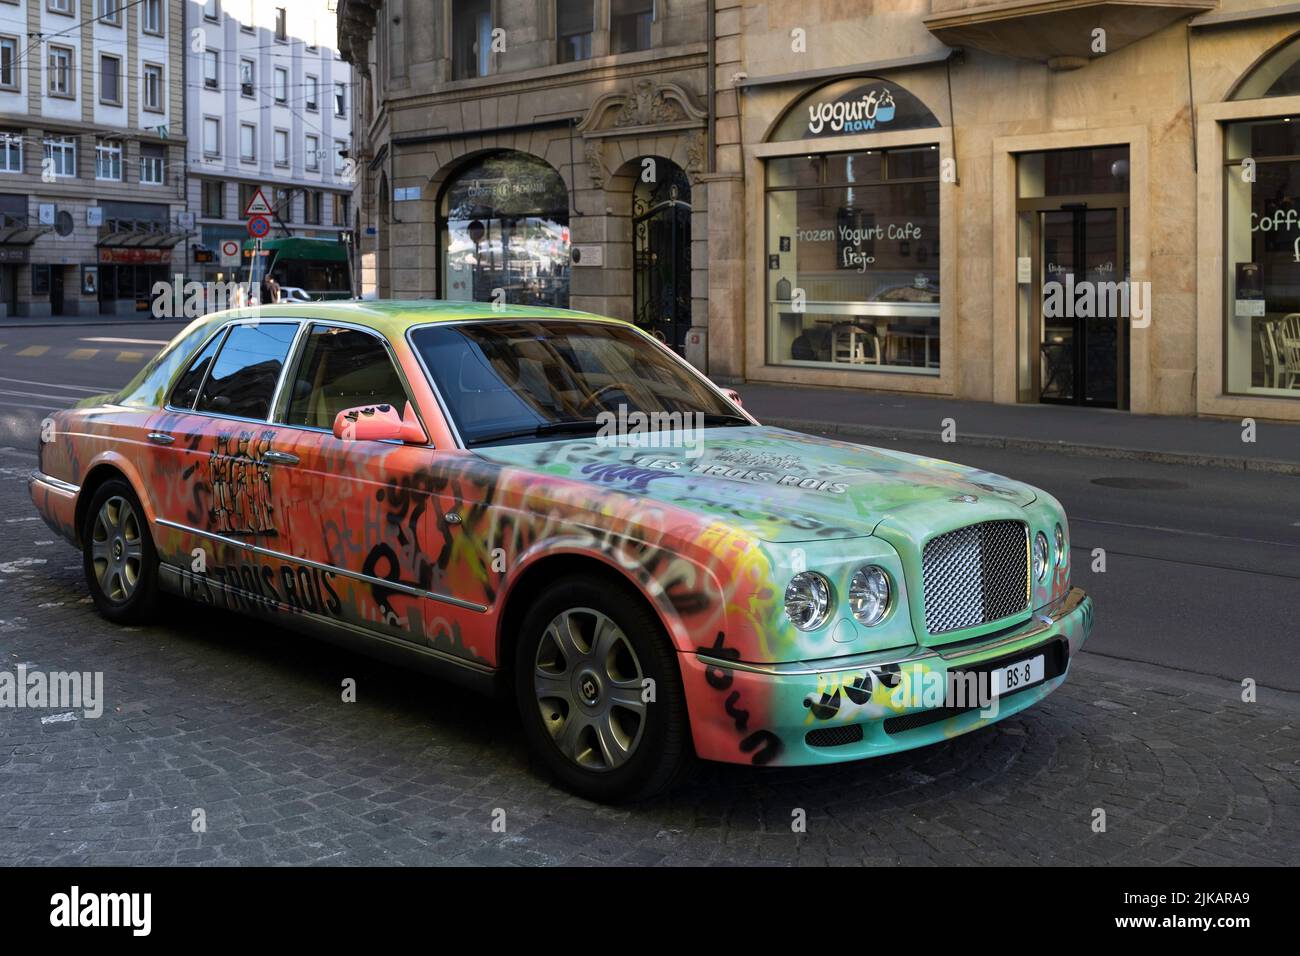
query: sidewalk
734 382 1300 475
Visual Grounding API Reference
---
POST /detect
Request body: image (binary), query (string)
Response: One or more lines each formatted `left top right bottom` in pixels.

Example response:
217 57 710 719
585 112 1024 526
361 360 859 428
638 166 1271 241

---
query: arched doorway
438 151 571 308
632 160 692 353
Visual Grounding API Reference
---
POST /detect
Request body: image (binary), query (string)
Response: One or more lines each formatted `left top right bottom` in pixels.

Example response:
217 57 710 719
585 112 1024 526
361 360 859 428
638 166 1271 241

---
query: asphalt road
1 320 1296 865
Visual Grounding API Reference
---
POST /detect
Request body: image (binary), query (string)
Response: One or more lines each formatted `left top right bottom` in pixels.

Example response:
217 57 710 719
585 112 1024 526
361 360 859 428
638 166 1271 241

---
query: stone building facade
0 0 185 318
342 0 1300 422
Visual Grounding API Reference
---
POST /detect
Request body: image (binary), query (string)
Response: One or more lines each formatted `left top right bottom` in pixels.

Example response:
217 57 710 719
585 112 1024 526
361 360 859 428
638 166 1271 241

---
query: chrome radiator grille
921 520 1029 634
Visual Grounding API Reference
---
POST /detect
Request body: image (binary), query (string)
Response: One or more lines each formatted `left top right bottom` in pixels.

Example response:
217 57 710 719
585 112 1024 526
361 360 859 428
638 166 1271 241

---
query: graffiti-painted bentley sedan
31 302 1093 801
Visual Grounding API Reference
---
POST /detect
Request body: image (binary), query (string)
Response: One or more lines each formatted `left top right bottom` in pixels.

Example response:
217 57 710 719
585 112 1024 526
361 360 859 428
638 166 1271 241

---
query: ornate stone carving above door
577 79 706 139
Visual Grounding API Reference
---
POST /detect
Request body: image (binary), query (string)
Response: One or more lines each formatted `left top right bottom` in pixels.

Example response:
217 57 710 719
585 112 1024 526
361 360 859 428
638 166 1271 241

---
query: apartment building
0 0 184 317
186 0 353 287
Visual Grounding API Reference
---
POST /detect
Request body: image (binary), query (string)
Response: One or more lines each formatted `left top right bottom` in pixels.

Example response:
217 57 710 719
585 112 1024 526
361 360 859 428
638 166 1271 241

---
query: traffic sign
219 240 241 266
247 215 270 239
242 188 273 217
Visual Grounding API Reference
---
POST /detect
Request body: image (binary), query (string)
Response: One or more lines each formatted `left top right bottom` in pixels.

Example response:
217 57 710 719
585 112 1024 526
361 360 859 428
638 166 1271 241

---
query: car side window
168 328 226 410
195 323 299 420
279 325 410 430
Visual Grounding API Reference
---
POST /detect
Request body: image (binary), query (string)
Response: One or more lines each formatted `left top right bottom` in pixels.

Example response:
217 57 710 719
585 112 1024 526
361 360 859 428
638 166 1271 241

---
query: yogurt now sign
807 89 897 135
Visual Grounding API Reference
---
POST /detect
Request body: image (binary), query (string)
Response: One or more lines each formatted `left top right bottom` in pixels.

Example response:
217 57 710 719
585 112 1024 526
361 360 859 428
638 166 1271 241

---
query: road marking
0 376 113 393
0 387 82 402
116 350 145 363
67 348 98 360
81 337 168 346
15 346 49 357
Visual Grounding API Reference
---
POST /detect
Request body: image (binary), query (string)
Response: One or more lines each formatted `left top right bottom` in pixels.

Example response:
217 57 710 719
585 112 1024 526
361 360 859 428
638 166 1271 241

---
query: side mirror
332 401 428 444
722 388 743 408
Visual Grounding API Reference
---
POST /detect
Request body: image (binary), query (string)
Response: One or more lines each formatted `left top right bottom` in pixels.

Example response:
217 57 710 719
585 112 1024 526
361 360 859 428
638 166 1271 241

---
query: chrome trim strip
31 470 80 496
155 518 489 613
158 563 496 676
696 587 1088 676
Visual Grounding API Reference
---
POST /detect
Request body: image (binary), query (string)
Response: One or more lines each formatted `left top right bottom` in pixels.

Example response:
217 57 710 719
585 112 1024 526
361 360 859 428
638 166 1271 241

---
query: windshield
409 320 749 447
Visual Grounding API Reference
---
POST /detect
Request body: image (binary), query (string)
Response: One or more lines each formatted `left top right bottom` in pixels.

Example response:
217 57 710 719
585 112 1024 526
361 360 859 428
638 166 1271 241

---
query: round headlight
1033 531 1050 581
849 566 891 626
784 572 831 631
1054 523 1066 566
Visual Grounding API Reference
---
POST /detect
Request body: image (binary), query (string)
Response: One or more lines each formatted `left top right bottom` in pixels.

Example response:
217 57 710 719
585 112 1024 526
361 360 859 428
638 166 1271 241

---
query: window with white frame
142 0 163 35
48 46 74 97
241 0 254 32
99 0 121 26
100 55 122 106
0 36 17 91
334 82 346 117
274 7 286 42
204 50 219 89
202 117 220 157
143 63 163 111
240 59 254 97
273 129 288 167
43 137 76 177
305 133 319 171
96 138 123 180
240 123 256 162
333 140 346 173
139 144 164 185
47 0 73 15
305 75 318 111
203 0 220 21
0 132 21 174
273 67 287 104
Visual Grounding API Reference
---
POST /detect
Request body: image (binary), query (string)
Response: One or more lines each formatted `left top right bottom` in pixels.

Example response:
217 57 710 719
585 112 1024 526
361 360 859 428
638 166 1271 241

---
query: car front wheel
81 478 161 625
515 574 690 802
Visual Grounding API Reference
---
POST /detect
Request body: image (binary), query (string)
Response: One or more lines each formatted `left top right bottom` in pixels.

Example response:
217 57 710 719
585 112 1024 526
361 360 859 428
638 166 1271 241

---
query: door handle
147 432 174 445
262 451 299 465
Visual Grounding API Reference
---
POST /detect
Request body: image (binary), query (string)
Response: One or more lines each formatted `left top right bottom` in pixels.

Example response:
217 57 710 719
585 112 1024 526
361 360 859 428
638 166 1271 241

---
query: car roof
202 299 625 340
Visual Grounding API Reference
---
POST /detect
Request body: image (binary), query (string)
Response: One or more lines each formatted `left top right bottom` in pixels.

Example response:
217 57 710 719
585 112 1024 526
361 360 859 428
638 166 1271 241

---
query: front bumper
680 586 1093 767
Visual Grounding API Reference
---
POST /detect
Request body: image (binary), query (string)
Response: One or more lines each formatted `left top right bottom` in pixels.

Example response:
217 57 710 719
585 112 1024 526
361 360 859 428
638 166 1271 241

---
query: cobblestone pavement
2 447 1297 866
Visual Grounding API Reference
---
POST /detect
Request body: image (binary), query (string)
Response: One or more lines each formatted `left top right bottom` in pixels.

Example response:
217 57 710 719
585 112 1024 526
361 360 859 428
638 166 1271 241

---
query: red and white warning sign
242 188 273 217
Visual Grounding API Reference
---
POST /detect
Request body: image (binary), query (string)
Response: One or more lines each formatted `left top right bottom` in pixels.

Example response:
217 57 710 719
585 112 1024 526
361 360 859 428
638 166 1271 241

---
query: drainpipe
706 0 715 174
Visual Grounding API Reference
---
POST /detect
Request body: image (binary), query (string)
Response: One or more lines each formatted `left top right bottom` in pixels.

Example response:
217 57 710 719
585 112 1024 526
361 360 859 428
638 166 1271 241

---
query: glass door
1037 206 1127 408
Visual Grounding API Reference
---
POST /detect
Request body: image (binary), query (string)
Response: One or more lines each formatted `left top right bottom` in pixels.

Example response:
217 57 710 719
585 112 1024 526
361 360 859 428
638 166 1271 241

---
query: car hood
473 426 1037 542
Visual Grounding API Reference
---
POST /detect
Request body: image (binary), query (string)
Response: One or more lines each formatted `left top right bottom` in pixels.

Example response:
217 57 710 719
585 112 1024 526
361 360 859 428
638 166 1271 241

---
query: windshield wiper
469 419 603 445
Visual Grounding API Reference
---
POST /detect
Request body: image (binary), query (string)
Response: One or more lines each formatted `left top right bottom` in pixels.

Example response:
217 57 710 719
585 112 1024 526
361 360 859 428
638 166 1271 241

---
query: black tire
514 573 691 802
81 478 161 625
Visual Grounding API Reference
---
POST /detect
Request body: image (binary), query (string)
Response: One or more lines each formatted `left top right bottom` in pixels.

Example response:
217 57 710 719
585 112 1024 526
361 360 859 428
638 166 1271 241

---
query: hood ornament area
951 494 979 503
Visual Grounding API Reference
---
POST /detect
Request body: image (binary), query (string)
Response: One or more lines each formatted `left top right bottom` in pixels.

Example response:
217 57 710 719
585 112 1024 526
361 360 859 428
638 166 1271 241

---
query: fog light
784 572 831 631
849 566 891 626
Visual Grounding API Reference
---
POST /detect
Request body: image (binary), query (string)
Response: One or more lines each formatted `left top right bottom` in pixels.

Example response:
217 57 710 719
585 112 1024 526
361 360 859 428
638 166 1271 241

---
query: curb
763 416 1300 477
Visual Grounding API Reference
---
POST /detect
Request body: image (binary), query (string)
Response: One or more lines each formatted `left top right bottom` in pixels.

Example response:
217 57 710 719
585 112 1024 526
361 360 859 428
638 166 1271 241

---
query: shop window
1231 34 1300 101
765 147 940 373
440 151 570 308
452 0 492 80
1224 117 1300 397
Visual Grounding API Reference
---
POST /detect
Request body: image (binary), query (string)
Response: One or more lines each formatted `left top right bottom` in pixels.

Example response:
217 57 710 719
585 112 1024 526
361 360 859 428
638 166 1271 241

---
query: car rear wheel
515 574 690 802
82 479 160 625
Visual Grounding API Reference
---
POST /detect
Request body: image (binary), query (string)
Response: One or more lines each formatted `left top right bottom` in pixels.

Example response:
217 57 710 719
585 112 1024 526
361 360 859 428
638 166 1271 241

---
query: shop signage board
771 76 941 141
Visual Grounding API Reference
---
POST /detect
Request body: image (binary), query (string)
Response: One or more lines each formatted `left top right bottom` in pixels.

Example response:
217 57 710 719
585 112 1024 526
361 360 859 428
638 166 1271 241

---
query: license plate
990 654 1044 696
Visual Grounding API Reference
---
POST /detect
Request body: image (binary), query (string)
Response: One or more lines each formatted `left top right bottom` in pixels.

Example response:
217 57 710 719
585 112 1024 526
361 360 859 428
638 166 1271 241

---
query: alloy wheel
90 495 144 604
